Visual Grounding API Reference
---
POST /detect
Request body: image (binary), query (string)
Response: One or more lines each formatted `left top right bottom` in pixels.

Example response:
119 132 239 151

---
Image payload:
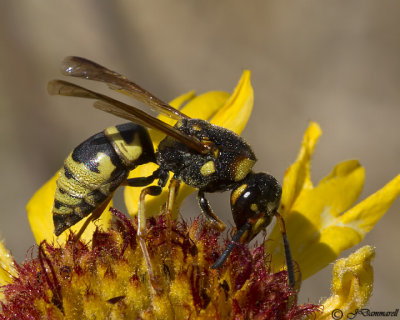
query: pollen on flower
0 209 321 320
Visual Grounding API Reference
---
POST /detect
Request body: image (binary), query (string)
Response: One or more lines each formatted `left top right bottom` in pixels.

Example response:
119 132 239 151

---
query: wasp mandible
48 57 295 288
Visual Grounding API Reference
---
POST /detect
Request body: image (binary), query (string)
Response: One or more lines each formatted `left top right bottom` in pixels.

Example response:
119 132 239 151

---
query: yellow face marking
231 184 247 206
200 160 216 176
232 158 255 182
250 203 258 212
251 216 268 236
105 126 143 165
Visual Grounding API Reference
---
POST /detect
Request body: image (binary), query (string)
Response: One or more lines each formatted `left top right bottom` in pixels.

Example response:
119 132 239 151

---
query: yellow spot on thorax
192 124 202 131
232 158 255 182
231 184 247 206
200 161 216 176
251 215 270 236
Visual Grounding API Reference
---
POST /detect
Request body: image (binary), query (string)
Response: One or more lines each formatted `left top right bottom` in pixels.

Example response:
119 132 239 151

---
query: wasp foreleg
166 178 181 218
165 178 181 255
197 190 226 232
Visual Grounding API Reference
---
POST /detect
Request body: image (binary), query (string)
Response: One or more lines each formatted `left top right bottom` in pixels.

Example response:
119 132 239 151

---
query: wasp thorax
157 119 257 192
230 172 282 233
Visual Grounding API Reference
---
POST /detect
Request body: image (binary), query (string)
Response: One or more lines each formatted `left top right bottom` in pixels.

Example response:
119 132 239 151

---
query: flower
0 70 398 319
318 245 375 320
0 242 17 301
265 122 400 280
0 210 321 319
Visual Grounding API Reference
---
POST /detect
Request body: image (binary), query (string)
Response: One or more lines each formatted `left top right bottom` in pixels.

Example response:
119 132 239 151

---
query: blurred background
1 0 399 309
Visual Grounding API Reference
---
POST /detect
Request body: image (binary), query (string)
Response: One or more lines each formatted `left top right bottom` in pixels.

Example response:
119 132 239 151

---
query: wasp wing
61 56 188 120
48 80 210 154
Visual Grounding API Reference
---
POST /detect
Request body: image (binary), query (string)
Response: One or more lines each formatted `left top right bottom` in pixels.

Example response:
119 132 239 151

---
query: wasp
48 57 295 288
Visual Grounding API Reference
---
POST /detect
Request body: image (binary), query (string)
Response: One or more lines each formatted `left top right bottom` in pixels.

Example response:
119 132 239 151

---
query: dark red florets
0 208 321 319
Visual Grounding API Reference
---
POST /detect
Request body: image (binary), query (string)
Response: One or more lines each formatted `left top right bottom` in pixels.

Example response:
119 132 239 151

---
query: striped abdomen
53 123 155 236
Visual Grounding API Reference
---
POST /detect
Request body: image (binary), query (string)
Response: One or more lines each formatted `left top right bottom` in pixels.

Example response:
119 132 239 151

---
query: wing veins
48 80 210 154
61 56 189 120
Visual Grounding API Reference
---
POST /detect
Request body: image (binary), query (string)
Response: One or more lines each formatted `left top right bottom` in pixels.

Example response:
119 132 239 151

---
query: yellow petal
280 122 322 215
266 122 400 280
265 122 322 274
26 171 113 244
340 173 400 235
151 90 232 146
150 90 197 144
0 240 17 301
210 70 253 134
169 90 197 111
267 159 366 278
297 170 398 279
0 240 17 285
125 71 253 218
179 91 231 121
317 245 375 320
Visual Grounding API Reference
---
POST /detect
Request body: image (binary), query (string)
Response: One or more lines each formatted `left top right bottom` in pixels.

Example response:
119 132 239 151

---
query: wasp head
230 172 282 243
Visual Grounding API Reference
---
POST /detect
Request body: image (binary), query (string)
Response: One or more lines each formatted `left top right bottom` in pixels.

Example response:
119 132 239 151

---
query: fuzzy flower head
0 68 398 319
0 210 320 319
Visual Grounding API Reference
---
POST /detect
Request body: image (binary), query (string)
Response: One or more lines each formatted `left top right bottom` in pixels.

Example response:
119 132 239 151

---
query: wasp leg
138 185 163 293
166 178 181 218
74 196 113 242
165 178 181 253
274 212 295 288
197 190 226 231
122 169 161 187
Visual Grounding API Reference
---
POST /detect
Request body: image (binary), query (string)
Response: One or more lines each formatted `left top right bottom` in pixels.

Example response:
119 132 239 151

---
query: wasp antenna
274 212 295 288
211 222 252 269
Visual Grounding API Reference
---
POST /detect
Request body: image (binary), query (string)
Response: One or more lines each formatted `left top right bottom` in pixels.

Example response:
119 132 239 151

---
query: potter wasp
48 57 295 288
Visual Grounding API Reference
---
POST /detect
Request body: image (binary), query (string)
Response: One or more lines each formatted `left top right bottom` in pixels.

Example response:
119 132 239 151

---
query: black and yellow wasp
48 57 294 288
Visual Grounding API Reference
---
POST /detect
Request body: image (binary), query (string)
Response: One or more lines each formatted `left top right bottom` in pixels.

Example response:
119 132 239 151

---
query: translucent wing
48 80 210 154
61 56 188 120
